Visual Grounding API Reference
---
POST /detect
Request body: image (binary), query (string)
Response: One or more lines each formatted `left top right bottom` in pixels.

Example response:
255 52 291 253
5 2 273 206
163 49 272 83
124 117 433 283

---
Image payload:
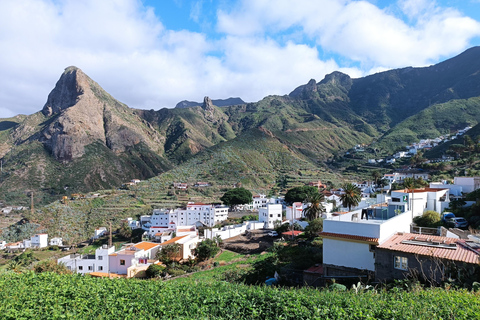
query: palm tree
340 183 361 211
303 193 326 221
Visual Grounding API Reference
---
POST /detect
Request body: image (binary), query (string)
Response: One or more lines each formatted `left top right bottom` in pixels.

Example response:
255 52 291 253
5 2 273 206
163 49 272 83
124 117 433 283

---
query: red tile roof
281 230 303 237
134 241 161 251
377 233 480 264
159 235 189 246
304 265 323 274
319 232 379 244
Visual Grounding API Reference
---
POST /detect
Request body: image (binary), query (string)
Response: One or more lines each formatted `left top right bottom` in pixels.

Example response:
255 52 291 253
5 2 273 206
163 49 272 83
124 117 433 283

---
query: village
1 174 479 287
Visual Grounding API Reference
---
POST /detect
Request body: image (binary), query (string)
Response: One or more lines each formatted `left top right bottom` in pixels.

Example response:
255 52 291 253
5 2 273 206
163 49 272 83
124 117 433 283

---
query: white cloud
217 0 480 68
0 0 479 118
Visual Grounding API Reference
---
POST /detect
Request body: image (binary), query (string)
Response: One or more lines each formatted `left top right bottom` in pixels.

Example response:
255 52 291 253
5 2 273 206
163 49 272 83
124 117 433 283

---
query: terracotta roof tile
319 232 379 244
133 241 161 251
377 233 480 264
159 235 189 246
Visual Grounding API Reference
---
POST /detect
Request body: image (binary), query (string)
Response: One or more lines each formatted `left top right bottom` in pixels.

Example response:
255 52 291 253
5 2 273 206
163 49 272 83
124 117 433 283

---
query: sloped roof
159 235 189 246
133 241 161 251
377 233 480 264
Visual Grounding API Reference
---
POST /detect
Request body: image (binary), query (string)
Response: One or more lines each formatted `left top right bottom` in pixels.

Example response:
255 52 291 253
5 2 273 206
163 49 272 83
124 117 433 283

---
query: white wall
323 238 375 271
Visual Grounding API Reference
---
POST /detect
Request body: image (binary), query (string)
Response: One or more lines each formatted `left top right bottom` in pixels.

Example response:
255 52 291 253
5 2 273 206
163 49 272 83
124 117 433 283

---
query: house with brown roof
376 232 480 285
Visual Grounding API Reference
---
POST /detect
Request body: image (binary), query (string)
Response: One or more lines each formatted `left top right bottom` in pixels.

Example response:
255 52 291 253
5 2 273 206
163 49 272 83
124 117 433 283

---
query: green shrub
146 264 165 278
413 210 441 227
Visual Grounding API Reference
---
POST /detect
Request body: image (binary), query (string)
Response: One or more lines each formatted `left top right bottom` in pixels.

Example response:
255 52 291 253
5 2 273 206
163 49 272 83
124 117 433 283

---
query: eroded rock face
40 66 163 161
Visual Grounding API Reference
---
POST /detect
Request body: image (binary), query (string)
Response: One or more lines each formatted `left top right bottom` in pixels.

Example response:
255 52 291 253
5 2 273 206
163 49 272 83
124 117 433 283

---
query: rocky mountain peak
319 71 352 89
42 66 89 117
202 96 214 111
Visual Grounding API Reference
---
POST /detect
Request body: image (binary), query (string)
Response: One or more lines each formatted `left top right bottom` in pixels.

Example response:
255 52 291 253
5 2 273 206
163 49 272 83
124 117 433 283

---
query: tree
220 188 252 208
34 260 72 275
284 186 318 204
119 221 132 239
372 170 382 186
193 239 220 262
156 243 181 264
302 193 325 221
304 218 323 238
340 183 361 211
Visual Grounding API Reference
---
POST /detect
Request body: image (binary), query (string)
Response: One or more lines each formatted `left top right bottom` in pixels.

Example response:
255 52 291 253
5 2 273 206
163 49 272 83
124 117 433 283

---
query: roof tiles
378 233 480 264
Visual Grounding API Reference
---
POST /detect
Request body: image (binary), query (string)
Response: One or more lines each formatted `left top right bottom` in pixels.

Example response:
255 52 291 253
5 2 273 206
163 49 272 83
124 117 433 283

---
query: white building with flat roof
58 245 115 274
259 203 282 229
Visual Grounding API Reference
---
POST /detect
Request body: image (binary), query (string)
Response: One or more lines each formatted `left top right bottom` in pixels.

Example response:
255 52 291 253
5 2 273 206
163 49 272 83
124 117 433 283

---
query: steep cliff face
39 66 164 161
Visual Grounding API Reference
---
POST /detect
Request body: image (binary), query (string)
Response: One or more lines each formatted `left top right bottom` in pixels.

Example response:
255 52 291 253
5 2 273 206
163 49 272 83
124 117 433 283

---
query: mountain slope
0 67 172 205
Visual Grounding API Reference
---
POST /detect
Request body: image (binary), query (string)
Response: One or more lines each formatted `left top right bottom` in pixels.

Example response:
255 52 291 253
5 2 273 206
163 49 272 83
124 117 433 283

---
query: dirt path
222 229 275 254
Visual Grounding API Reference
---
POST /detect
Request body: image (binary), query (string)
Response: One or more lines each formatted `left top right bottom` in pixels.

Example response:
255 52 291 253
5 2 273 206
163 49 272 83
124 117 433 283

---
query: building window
78 266 83 271
120 259 126 266
394 256 408 270
88 266 93 271
98 266 103 271
98 256 103 260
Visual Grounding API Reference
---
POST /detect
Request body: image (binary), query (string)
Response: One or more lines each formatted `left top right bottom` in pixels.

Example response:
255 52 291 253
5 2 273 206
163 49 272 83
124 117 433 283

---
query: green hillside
373 97 480 152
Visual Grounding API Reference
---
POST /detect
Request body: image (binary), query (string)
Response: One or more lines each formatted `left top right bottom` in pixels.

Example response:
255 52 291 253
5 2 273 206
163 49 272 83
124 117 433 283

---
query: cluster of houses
317 177 480 285
57 227 201 278
364 126 472 165
0 234 63 252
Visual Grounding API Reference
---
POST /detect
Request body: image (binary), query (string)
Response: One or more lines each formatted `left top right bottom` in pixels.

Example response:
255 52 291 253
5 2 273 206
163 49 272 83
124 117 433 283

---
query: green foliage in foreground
1 272 479 319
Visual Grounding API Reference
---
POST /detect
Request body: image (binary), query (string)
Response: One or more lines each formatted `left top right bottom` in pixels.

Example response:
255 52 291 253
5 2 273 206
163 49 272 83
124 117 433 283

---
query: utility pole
108 221 112 248
30 192 34 215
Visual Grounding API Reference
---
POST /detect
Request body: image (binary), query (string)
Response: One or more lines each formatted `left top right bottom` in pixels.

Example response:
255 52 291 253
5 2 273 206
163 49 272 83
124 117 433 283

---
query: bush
34 260 72 275
146 264 165 278
413 210 441 227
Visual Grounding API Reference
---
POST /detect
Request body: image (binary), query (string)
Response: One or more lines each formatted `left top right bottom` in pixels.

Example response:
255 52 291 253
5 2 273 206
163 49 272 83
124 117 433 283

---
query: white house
285 202 304 221
321 187 449 278
109 241 161 276
93 227 107 239
157 234 201 260
453 177 480 194
58 245 115 274
252 194 269 210
0 240 6 250
259 203 283 229
31 234 48 248
49 237 63 246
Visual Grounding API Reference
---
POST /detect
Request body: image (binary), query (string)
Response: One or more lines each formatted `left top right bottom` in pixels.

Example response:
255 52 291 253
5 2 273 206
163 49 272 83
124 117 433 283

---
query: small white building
259 203 283 229
49 237 63 246
93 227 107 239
0 240 6 250
31 234 48 248
58 245 115 274
453 177 480 194
286 202 304 221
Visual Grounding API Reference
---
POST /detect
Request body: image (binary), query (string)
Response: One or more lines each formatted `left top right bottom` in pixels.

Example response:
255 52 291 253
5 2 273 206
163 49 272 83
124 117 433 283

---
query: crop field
0 272 479 319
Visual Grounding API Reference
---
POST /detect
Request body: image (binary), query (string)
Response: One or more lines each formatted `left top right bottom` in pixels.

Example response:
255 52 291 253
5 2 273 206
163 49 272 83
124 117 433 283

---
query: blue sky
1 0 480 117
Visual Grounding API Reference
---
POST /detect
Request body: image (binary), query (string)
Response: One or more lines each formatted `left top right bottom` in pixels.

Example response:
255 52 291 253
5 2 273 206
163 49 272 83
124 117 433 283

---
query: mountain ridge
3 47 480 205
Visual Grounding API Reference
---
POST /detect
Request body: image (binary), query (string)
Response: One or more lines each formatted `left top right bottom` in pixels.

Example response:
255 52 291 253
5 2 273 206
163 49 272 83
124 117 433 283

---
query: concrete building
58 245 115 274
259 203 282 229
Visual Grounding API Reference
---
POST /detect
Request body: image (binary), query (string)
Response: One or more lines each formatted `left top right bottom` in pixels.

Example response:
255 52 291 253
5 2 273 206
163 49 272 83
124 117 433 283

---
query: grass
214 250 244 263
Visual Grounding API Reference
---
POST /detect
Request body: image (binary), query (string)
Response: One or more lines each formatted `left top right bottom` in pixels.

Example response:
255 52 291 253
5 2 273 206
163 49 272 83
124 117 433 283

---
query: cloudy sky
1 0 480 117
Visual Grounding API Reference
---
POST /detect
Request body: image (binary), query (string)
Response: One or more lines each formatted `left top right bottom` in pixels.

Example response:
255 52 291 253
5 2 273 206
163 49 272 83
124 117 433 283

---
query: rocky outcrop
39 66 164 161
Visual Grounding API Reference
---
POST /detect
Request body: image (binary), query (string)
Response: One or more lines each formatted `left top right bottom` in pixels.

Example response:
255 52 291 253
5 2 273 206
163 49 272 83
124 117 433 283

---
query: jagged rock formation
39 67 163 161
